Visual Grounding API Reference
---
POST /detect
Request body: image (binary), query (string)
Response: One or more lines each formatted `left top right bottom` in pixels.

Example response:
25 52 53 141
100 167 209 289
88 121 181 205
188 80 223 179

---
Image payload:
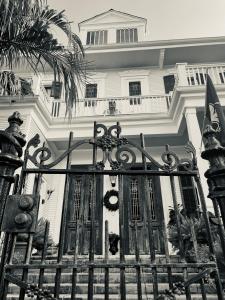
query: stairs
6 255 221 299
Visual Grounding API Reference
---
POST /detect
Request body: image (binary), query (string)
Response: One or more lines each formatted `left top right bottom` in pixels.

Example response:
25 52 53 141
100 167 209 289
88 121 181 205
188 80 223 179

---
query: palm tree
0 0 87 116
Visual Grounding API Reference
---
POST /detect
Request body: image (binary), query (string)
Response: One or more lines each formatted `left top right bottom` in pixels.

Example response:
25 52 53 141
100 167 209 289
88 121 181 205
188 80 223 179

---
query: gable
79 9 146 27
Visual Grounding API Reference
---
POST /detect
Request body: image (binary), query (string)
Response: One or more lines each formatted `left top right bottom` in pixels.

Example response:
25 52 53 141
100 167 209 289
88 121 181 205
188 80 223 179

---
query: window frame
86 30 108 45
116 28 138 43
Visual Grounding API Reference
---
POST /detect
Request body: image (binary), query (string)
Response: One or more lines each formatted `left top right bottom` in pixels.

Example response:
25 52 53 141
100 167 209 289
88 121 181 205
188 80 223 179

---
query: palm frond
0 0 87 116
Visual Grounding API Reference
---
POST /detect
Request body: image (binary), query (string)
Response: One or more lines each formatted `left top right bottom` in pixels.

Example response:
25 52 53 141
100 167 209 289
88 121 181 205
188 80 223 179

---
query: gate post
201 125 225 229
0 111 26 228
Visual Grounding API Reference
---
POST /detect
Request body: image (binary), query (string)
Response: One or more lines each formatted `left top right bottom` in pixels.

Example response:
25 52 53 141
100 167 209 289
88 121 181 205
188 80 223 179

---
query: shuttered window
116 28 138 43
85 84 97 98
86 31 108 45
85 84 97 107
129 81 141 105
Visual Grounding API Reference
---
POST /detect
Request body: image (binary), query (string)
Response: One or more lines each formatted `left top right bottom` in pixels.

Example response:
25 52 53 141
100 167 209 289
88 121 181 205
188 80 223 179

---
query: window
219 72 225 84
130 178 141 221
129 81 141 105
86 30 108 45
85 84 97 107
44 81 62 99
116 28 138 43
85 84 97 98
163 75 175 94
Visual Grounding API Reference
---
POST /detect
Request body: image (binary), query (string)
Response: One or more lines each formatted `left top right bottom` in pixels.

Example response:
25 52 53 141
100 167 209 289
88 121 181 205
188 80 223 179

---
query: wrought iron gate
0 113 224 300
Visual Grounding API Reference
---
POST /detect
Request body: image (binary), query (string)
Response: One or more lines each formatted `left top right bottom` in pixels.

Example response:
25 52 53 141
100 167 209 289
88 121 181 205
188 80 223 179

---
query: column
176 63 188 87
184 107 213 209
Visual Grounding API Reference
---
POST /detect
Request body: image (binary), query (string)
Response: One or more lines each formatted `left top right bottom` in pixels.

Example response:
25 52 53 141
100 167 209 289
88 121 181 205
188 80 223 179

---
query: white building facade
1 9 225 255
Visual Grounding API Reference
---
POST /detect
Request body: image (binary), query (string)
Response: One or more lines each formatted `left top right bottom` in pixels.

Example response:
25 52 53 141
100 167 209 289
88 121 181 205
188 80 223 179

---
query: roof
78 8 147 29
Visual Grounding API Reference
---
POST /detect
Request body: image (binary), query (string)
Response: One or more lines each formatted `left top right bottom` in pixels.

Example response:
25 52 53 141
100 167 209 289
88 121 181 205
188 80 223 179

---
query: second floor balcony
1 63 225 121
50 95 171 118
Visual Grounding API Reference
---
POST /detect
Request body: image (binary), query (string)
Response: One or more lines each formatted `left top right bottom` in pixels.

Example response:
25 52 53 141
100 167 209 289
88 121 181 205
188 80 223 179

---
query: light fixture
109 175 117 187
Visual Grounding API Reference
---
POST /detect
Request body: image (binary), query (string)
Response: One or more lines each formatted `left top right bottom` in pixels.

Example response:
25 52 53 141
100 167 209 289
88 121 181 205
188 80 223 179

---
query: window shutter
163 75 175 94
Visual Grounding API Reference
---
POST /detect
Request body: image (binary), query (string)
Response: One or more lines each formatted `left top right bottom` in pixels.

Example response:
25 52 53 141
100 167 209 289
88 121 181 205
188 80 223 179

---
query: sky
48 0 225 41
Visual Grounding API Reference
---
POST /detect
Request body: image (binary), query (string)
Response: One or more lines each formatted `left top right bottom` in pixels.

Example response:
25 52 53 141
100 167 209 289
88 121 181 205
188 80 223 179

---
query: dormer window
116 28 138 43
86 30 108 45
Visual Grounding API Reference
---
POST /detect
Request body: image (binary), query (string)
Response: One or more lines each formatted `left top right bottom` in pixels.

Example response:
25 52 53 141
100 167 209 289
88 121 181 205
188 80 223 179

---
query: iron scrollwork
24 122 197 172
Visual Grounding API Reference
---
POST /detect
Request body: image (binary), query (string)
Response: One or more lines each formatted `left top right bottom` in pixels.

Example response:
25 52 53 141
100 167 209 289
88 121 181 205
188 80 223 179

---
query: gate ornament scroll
25 123 197 172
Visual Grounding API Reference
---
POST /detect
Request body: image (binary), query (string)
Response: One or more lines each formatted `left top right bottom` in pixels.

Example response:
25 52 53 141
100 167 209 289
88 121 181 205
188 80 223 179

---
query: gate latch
1 194 39 233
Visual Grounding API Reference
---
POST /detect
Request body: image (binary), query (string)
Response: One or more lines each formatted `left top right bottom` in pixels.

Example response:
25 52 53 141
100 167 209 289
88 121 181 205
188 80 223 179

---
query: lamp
109 175 117 187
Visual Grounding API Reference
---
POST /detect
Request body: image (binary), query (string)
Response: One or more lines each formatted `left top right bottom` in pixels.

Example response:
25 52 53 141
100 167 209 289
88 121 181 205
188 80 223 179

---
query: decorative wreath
103 190 119 211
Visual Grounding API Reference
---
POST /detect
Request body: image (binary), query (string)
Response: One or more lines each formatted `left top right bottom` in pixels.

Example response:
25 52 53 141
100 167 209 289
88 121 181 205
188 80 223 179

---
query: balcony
1 63 225 121
50 95 172 118
176 63 225 87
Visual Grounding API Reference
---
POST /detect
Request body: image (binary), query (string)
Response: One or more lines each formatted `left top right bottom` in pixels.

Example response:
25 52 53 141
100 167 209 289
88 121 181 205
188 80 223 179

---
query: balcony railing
176 63 225 87
49 95 172 118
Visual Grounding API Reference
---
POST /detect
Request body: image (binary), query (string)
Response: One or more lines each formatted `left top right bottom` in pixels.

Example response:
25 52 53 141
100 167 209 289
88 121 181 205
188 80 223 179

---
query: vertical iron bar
199 268 207 300
1 233 16 300
88 122 97 300
19 233 33 300
183 267 192 300
140 134 155 262
19 142 45 300
134 221 142 300
71 181 86 300
140 134 158 298
38 221 49 299
213 199 225 261
195 175 224 299
169 175 185 258
104 220 109 300
55 132 73 298
161 220 173 289
0 232 10 299
119 174 126 300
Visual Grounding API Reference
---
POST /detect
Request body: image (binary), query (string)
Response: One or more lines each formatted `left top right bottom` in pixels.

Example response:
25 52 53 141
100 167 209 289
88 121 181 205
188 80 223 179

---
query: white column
184 107 213 210
176 63 188 86
32 74 41 95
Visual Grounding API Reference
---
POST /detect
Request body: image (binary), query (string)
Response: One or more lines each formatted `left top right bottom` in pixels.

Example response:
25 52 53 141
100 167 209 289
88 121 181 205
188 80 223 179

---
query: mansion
1 9 225 254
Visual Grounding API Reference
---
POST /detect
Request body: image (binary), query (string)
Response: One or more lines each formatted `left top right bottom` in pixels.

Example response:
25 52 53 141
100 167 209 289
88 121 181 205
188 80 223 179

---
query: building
0 8 225 255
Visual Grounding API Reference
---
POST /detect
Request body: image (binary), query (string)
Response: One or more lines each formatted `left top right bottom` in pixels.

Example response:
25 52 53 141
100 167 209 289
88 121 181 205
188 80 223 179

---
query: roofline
83 35 225 53
78 8 147 31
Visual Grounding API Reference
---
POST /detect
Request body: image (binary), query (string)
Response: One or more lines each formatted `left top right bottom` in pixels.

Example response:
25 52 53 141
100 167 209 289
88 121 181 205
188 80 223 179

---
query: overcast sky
48 0 225 41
